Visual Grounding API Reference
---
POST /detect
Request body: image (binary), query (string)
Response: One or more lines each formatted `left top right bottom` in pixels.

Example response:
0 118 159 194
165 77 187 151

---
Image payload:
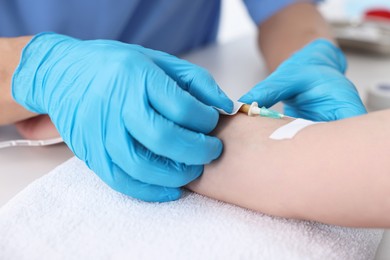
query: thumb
239 79 298 108
335 107 367 120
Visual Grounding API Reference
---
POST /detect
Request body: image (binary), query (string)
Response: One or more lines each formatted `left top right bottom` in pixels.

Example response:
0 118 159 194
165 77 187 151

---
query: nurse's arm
187 110 390 228
0 36 36 125
258 2 334 71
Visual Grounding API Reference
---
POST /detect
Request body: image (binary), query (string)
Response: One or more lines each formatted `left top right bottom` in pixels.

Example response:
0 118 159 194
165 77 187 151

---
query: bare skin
0 2 333 139
259 2 334 71
187 111 390 228
0 36 35 125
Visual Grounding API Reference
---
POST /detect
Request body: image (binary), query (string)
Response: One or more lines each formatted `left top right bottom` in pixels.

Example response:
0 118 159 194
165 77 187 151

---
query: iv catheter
0 137 63 149
239 102 285 119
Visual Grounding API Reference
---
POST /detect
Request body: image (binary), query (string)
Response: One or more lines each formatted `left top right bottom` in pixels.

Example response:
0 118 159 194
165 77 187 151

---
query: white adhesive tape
215 101 245 115
269 119 321 140
366 82 390 111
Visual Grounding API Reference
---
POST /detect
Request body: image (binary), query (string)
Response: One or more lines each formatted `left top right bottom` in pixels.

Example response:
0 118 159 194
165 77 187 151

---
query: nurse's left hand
240 39 367 121
12 33 233 203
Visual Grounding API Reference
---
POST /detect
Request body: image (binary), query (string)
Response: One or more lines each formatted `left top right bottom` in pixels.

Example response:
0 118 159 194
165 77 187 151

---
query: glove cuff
12 32 79 114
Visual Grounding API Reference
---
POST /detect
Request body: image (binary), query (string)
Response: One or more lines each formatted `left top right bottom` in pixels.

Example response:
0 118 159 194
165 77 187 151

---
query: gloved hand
12 33 233 202
240 39 367 121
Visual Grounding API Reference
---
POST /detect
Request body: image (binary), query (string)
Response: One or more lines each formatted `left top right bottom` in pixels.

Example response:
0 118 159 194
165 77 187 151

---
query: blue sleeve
243 0 323 25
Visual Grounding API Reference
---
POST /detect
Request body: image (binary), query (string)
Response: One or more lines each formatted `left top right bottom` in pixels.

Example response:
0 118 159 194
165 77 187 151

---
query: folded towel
0 157 383 260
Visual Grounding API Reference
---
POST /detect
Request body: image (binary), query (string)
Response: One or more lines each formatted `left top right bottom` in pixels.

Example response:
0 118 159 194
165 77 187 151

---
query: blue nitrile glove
12 33 233 202
240 39 367 121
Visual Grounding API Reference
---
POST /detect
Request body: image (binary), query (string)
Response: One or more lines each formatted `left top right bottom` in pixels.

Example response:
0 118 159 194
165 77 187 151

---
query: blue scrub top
0 0 317 55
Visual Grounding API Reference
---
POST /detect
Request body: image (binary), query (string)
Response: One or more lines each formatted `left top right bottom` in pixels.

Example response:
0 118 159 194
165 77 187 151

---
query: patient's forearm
187 110 390 228
0 36 36 125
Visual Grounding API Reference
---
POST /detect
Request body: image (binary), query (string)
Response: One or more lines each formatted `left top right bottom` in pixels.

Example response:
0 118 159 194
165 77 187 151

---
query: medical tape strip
215 101 245 115
269 119 321 140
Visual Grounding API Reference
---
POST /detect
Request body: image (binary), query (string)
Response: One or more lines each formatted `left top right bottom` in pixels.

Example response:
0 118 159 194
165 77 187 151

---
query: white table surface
1 35 389 259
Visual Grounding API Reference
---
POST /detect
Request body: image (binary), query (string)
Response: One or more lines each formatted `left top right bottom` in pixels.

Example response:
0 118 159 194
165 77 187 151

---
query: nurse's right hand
12 33 233 202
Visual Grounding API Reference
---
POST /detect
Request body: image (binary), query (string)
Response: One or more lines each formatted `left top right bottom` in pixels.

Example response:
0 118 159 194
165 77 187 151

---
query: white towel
0 157 383 260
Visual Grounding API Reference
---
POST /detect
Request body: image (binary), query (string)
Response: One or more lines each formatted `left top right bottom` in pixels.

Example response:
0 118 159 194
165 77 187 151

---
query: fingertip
201 85 234 113
238 93 253 104
179 135 223 165
191 165 204 180
283 105 299 118
136 187 183 202
220 97 234 114
165 188 183 202
208 137 223 162
335 110 348 120
206 106 221 133
164 164 203 188
143 187 182 202
187 68 233 112
210 95 234 115
188 135 223 165
335 108 367 120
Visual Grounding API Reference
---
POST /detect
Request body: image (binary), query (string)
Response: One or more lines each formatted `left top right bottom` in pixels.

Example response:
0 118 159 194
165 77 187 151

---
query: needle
239 102 285 119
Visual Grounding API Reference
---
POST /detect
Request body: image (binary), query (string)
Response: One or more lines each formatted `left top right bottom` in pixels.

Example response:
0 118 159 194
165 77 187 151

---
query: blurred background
218 0 390 44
